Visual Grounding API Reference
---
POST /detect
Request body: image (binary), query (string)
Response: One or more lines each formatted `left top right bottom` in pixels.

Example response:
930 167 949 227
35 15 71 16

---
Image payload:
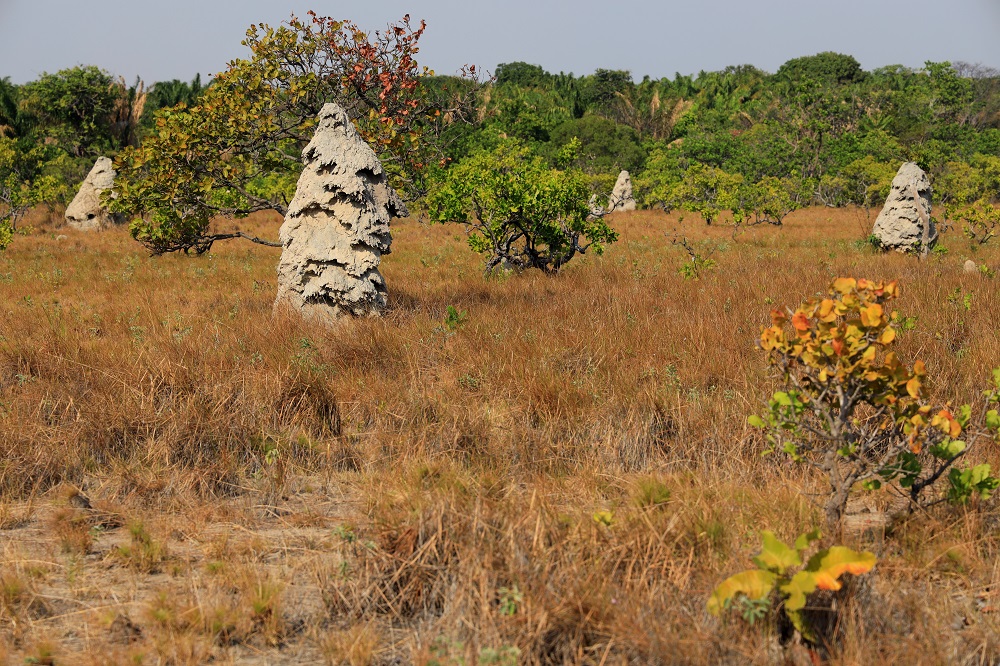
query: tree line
1 21 999 255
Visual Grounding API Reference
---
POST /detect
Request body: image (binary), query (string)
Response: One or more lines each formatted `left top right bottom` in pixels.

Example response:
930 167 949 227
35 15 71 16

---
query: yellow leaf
832 277 856 294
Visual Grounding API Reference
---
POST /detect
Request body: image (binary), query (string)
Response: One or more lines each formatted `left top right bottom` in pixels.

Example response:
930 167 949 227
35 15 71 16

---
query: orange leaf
792 312 810 332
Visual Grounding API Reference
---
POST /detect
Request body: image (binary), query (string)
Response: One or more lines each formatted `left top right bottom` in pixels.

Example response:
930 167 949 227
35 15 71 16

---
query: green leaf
793 529 822 553
747 415 766 428
780 570 817 612
773 392 793 407
707 569 778 616
785 608 814 642
752 531 802 574
929 439 966 460
986 409 1000 431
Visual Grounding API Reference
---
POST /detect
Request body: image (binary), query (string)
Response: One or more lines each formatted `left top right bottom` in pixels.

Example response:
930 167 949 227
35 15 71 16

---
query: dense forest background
2 51 999 223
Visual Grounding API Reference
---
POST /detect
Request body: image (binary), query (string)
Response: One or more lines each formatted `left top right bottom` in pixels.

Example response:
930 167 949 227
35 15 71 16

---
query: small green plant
853 234 883 252
592 510 614 527
708 530 875 641
497 585 523 616
115 520 168 573
751 278 1000 527
443 305 468 331
670 234 717 280
478 645 520 666
634 478 671 508
955 199 1000 246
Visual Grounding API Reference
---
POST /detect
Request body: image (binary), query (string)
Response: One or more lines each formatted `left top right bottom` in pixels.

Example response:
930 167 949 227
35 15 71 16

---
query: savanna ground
0 206 998 665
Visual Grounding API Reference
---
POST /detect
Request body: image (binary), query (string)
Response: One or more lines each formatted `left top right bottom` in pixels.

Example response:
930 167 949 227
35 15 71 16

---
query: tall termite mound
872 162 936 253
275 103 404 324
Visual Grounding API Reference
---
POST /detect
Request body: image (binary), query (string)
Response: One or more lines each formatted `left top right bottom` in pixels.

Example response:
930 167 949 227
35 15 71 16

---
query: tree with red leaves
111 13 483 255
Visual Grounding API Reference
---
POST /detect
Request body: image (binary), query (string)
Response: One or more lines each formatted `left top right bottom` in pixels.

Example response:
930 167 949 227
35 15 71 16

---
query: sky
1 0 999 85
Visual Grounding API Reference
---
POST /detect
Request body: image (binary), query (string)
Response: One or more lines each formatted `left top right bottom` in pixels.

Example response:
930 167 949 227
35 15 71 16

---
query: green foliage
443 305 468 331
579 69 634 110
752 278 1000 526
634 479 671 507
19 66 120 157
777 52 867 86
708 530 875 642
671 238 717 280
0 136 64 247
545 115 645 174
428 141 617 274
144 74 208 121
8 46 1000 237
495 62 552 88
635 144 685 207
955 200 1000 246
496 585 522 616
670 162 743 224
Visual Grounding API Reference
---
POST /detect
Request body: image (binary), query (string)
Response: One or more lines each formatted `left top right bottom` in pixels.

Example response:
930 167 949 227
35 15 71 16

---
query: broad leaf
752 531 801 574
707 569 777 616
801 546 876 592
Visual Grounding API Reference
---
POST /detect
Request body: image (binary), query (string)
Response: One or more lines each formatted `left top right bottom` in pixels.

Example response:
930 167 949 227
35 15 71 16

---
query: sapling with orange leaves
708 530 875 642
750 277 1000 528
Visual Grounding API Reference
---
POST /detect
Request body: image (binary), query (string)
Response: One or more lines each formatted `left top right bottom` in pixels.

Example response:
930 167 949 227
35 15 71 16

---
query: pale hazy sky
1 0 999 84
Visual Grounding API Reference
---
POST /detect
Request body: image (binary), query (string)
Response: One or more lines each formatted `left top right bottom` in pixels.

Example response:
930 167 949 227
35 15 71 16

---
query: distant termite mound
65 157 122 230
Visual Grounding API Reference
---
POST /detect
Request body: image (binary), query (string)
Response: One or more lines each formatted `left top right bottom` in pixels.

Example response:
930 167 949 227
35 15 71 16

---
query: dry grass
0 206 997 664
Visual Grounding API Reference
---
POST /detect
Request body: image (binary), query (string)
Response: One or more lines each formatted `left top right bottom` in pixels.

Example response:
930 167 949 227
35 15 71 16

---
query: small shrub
115 520 168 573
956 199 1000 245
708 530 875 642
443 305 467 331
670 235 717 280
750 278 1000 527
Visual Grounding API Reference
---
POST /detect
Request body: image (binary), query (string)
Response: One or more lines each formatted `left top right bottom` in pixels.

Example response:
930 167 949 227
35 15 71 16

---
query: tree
776 53 867 86
112 12 482 255
671 162 743 224
728 175 807 227
428 141 617 274
0 78 27 139
0 137 62 248
495 62 552 88
144 75 208 120
635 144 686 208
545 115 645 174
580 69 634 112
19 66 120 157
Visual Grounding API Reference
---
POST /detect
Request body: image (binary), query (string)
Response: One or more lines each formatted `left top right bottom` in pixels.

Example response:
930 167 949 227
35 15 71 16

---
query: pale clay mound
274 103 404 325
607 170 636 212
65 156 121 231
872 162 937 252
